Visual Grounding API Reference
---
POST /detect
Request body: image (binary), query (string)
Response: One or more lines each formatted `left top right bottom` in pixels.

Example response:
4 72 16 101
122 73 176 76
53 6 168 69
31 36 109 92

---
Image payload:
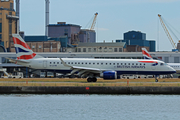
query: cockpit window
160 63 164 66
163 63 168 66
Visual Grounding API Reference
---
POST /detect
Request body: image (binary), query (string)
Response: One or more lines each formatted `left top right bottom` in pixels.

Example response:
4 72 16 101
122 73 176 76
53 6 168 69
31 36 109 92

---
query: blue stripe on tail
144 56 152 59
15 47 30 53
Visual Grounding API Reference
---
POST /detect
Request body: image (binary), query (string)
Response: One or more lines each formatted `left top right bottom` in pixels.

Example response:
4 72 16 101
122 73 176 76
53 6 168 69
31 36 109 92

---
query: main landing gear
87 77 97 82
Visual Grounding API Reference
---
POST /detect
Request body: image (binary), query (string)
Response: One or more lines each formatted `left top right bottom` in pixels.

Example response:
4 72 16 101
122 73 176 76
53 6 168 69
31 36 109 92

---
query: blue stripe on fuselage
42 69 176 75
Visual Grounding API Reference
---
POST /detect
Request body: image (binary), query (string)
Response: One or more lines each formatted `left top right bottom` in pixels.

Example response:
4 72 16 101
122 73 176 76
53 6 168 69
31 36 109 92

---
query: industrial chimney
16 0 20 33
45 0 49 36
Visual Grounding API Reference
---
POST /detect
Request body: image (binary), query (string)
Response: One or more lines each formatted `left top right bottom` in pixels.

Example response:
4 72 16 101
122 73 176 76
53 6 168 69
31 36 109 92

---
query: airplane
8 34 176 82
142 48 180 75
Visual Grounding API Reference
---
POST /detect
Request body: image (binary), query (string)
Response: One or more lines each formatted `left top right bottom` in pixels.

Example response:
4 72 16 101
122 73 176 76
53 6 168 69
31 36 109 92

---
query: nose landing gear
155 75 159 82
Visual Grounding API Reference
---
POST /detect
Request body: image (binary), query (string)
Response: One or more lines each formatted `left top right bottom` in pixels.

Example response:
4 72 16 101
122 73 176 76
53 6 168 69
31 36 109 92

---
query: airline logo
13 35 36 60
138 61 158 66
142 48 152 59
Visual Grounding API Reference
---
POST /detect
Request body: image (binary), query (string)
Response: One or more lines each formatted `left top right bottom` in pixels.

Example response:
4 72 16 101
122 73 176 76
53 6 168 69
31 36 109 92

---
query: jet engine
101 71 117 80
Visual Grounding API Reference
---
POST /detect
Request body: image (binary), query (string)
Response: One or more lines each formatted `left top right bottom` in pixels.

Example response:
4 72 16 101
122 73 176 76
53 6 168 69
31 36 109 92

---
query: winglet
59 58 71 67
142 48 153 59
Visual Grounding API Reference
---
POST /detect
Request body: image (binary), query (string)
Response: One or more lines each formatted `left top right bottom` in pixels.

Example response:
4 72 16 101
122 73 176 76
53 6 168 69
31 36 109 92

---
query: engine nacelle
101 71 117 80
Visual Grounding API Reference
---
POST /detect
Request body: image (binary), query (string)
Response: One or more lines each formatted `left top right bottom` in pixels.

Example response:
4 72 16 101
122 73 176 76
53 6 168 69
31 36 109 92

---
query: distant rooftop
25 36 48 42
78 42 126 47
48 22 81 27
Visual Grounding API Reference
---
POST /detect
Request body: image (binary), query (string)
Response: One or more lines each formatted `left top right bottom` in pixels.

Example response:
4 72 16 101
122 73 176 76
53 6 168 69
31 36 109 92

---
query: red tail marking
13 37 31 50
142 50 152 58
17 53 36 60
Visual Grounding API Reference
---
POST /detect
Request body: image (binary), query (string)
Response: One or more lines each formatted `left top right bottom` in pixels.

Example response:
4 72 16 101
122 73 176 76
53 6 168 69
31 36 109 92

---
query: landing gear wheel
92 77 97 82
155 79 158 82
87 77 97 82
87 78 92 82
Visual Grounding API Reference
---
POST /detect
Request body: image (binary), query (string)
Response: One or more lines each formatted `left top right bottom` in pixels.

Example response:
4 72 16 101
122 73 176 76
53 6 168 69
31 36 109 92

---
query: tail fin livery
142 48 153 59
12 34 43 60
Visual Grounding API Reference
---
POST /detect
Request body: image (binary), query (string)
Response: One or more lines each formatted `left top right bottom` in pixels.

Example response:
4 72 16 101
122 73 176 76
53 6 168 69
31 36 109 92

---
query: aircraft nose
169 67 176 73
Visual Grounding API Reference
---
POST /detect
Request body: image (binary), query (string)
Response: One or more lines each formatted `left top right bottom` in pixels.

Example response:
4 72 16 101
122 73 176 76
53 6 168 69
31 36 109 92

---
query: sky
18 0 180 51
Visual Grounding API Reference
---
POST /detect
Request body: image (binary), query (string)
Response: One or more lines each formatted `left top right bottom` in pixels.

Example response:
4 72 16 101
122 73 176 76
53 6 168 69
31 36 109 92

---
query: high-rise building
0 0 18 51
116 31 156 52
48 22 81 45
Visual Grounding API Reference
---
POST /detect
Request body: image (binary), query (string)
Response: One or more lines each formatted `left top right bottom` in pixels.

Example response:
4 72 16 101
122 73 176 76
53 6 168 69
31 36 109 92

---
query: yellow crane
158 14 177 49
90 12 98 30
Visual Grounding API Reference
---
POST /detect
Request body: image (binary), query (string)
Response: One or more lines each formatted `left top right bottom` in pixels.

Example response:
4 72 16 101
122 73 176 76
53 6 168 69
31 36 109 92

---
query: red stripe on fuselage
138 61 158 63
13 37 31 50
142 50 152 58
17 53 36 60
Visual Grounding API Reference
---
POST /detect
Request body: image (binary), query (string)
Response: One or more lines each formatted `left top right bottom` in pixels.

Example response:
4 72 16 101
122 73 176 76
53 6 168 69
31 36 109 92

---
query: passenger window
106 63 108 65
93 63 95 65
132 63 134 65
125 63 126 65
140 63 141 65
144 64 145 65
136 63 138 65
68 62 70 64
82 62 83 64
97 63 99 65
75 62 77 64
101 63 103 65
54 62 55 64
85 63 87 64
121 63 123 65
117 63 119 65
128 63 130 65
78 62 80 64
109 63 111 65
89 63 91 64
57 62 59 64
71 62 73 64
113 63 115 65
50 62 51 64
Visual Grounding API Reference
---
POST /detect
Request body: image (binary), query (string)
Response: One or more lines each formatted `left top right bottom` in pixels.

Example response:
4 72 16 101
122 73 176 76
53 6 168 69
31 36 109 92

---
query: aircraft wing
59 58 103 76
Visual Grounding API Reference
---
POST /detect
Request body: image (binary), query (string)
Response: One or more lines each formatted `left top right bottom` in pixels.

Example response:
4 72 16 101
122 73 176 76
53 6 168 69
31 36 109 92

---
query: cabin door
43 61 47 68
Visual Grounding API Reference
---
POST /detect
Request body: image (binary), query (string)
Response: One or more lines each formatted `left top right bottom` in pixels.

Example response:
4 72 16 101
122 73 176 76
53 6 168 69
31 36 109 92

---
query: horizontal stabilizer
6 57 30 63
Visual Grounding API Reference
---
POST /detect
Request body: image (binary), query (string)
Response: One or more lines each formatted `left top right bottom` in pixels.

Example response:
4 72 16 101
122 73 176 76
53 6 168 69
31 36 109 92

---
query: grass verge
0 78 180 87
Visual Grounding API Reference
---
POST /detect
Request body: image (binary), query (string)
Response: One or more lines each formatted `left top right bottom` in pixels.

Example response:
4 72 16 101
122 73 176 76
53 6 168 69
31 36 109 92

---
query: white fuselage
167 63 180 73
17 58 176 75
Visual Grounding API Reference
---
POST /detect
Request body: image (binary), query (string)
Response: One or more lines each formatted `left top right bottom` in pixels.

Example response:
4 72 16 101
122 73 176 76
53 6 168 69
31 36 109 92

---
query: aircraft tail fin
12 34 44 60
142 48 153 59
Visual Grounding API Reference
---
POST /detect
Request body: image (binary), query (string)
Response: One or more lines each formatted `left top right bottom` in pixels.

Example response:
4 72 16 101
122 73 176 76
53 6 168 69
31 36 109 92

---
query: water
0 94 180 120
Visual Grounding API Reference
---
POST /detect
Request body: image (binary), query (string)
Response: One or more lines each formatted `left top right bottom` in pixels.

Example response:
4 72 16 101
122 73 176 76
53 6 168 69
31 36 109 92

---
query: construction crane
158 14 177 49
90 12 98 30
